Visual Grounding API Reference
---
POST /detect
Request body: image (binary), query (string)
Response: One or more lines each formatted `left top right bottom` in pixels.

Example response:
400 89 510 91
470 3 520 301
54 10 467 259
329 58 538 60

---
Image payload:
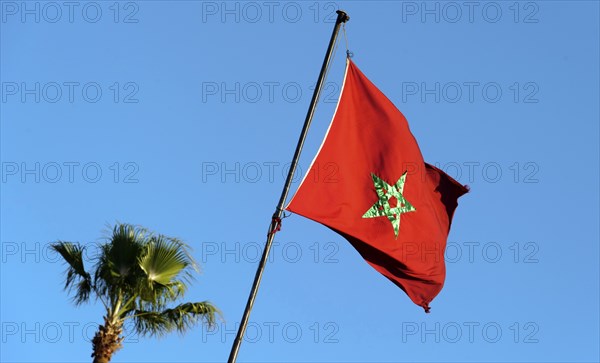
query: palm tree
51 223 220 363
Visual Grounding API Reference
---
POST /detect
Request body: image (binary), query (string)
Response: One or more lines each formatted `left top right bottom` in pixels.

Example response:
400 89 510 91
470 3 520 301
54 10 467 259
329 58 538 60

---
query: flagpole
227 10 349 363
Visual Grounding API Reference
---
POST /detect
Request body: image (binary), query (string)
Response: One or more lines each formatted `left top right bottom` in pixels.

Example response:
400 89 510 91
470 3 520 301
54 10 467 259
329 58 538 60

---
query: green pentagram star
362 171 416 238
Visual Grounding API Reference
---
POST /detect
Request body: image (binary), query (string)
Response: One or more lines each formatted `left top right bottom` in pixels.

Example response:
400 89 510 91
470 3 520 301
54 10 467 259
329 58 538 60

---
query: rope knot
268 216 282 237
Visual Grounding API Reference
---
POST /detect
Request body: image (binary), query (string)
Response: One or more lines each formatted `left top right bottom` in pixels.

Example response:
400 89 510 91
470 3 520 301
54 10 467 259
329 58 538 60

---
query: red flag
286 59 468 312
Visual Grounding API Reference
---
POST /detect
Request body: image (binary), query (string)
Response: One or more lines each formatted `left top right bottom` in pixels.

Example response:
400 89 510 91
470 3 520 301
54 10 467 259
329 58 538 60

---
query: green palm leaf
50 241 92 305
94 224 147 300
138 235 196 287
106 224 146 279
133 301 220 337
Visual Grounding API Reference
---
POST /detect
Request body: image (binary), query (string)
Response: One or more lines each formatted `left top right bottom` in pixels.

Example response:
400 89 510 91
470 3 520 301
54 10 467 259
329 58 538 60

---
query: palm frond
131 310 171 336
162 301 221 329
73 277 93 305
138 235 196 287
135 282 183 312
133 301 221 337
94 224 146 297
51 241 92 305
107 224 147 279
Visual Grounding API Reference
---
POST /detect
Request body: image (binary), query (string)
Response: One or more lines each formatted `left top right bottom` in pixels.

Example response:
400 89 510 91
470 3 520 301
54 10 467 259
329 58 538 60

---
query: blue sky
1 1 599 362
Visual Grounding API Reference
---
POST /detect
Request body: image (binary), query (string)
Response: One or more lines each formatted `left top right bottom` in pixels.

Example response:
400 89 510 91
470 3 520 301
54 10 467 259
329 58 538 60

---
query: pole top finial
336 10 350 23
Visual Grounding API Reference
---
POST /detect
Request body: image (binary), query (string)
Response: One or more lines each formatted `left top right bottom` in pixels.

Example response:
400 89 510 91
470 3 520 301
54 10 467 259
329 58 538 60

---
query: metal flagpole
227 10 350 363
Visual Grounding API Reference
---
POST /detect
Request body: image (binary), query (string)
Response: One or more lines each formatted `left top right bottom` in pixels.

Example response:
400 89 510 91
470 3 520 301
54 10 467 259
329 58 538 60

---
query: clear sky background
1 1 599 362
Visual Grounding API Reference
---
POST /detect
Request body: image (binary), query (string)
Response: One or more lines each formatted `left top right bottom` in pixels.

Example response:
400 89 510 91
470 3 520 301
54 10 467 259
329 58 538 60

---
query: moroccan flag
286 59 468 312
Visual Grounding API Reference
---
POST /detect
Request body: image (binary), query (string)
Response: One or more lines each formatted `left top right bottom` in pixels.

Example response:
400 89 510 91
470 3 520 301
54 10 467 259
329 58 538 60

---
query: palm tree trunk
91 316 123 363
